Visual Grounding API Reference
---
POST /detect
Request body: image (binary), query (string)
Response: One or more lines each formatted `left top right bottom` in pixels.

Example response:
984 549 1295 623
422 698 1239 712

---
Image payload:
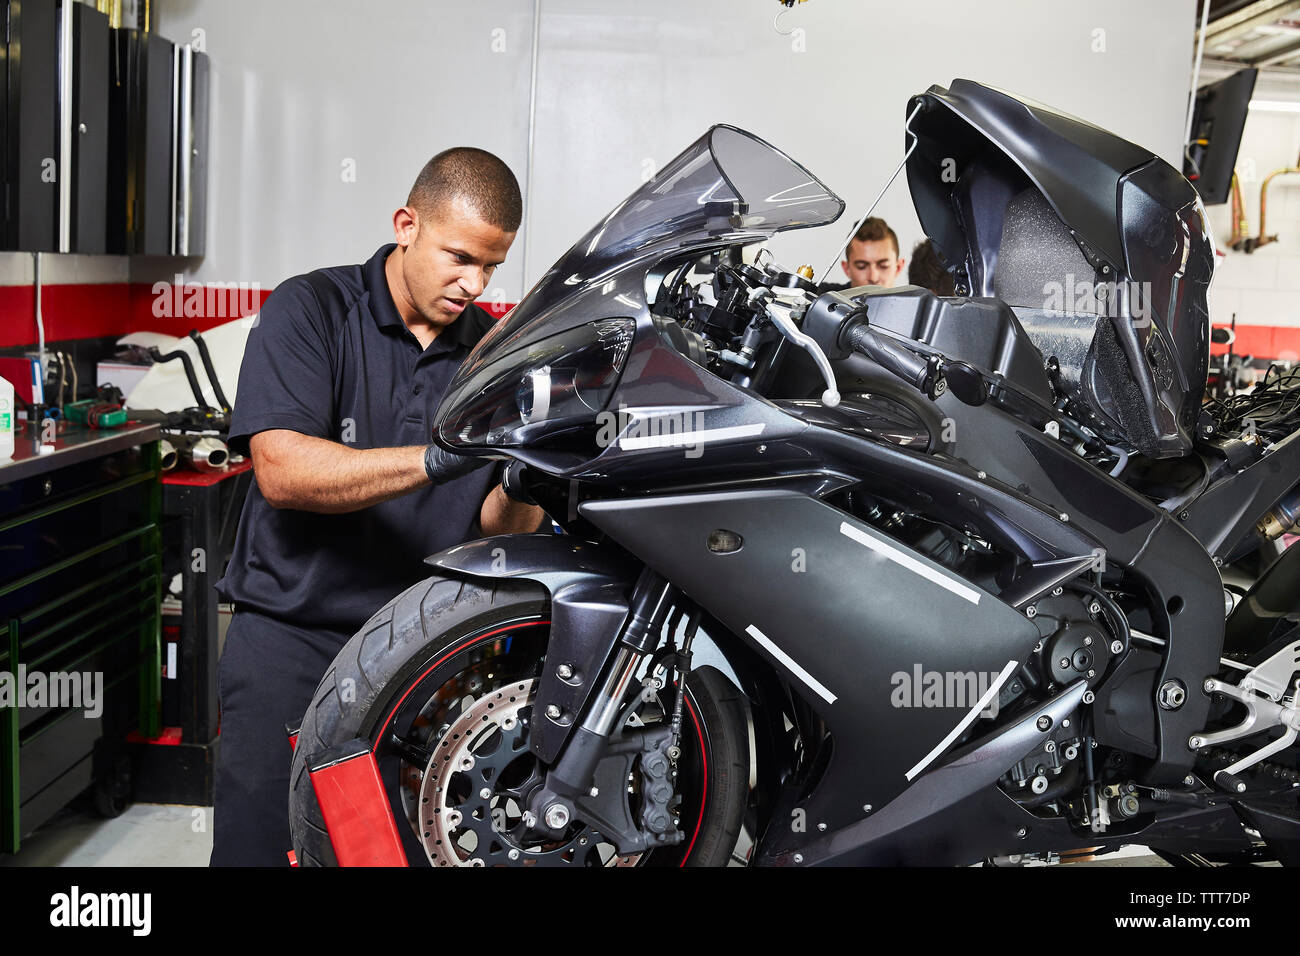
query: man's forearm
480 483 546 535
251 430 429 514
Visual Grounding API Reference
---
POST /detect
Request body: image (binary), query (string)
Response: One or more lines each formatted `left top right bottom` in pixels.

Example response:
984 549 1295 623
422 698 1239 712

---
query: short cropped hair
849 217 900 258
407 147 523 233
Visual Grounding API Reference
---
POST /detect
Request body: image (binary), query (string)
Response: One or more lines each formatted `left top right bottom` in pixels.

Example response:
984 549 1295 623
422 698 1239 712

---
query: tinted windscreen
468 125 844 365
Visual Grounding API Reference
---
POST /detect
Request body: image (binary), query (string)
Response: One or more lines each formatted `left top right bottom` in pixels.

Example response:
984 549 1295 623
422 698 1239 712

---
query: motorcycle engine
995 585 1134 824
1022 588 1122 697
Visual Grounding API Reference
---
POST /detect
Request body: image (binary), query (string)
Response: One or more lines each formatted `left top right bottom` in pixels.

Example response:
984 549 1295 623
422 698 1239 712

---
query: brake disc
414 678 640 867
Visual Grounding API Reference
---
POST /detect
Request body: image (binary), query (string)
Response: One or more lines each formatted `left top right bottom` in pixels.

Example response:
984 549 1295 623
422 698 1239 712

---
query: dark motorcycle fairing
781 679 1089 864
804 284 1056 407
649 357 1225 786
436 125 845 466
575 476 1252 866
423 534 637 763
899 383 1223 782
1184 427 1300 562
906 79 1214 458
773 395 933 450
783 319 1225 781
909 81 1150 274
1223 540 1300 659
580 486 1045 833
434 124 864 497
813 780 1253 866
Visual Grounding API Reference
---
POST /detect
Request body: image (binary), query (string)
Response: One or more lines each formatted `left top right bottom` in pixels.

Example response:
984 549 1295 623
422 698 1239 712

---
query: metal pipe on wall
1252 156 1300 250
522 0 542 291
1184 0 1211 174
1228 172 1251 250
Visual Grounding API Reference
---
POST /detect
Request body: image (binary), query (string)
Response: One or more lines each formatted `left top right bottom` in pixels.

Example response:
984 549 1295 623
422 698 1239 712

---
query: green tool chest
0 423 163 853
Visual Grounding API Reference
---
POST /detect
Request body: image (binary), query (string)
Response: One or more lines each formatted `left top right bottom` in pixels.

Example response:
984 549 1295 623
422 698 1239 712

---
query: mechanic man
211 148 543 866
824 216 907 291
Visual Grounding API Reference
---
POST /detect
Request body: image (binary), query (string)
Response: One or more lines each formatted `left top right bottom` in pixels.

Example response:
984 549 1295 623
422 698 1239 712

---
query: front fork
525 568 684 847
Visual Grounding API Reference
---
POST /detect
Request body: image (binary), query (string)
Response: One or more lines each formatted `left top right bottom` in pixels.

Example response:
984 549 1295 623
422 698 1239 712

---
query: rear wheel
289 574 750 867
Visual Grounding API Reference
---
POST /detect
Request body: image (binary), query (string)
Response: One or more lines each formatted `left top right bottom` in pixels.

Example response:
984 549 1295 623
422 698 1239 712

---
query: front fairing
435 125 844 470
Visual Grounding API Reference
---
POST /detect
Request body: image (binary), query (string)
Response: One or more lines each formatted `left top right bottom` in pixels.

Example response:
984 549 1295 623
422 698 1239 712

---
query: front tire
289 574 749 867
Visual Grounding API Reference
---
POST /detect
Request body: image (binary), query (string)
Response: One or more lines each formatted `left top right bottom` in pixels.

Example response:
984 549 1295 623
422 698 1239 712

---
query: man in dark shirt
211 148 542 866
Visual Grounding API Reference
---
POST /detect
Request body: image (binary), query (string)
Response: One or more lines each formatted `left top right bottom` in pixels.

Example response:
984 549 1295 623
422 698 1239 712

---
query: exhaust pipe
180 437 229 473
1258 486 1300 540
160 439 178 471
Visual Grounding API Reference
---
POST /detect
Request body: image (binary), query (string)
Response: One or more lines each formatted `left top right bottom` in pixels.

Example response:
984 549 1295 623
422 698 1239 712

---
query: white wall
529 0 1196 288
153 0 1196 301
148 0 535 299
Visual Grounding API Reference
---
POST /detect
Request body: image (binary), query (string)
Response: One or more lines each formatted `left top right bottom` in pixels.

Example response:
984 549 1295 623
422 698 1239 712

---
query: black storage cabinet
106 27 174 255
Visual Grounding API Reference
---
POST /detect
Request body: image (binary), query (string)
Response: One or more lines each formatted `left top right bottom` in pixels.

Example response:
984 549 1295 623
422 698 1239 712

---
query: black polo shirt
215 243 502 637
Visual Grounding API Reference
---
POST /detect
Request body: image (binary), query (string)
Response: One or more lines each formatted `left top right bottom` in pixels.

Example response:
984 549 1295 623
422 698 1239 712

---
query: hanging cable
54 351 66 409
521 0 542 295
64 350 78 405
1204 363 1300 443
773 0 810 36
1184 0 1211 171
817 102 923 287
34 252 47 405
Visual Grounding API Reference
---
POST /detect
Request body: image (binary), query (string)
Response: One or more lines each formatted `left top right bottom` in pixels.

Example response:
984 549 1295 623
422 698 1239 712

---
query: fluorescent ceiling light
1248 99 1300 112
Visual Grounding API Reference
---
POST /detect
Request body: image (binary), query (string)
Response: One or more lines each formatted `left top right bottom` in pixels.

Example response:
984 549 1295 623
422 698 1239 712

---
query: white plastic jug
0 374 14 461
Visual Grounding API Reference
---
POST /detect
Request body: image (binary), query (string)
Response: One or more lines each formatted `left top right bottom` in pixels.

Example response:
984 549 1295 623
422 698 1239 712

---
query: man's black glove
424 442 491 484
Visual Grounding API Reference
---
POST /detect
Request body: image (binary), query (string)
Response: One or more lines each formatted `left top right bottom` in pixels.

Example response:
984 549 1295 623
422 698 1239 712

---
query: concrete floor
0 801 213 867
0 798 1175 866
1000 845 1169 866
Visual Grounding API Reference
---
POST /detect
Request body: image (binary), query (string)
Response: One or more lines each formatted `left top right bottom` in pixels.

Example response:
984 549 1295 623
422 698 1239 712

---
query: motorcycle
288 79 1300 867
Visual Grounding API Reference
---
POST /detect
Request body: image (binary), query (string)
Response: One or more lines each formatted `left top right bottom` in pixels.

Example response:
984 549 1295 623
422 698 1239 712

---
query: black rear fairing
905 79 1214 458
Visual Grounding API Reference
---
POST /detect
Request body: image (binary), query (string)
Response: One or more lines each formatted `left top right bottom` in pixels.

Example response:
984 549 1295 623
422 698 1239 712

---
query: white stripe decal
744 625 837 705
839 522 981 605
904 659 1019 781
619 423 766 450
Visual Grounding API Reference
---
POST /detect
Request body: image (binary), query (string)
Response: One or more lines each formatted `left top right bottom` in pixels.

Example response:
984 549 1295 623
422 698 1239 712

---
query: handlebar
705 265 985 409
846 324 947 400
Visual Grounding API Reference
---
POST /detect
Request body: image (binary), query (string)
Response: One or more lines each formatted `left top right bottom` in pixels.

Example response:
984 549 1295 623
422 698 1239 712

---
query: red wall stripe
2 282 514 348
0 283 132 346
1211 324 1300 361
125 282 271 338
0 282 257 347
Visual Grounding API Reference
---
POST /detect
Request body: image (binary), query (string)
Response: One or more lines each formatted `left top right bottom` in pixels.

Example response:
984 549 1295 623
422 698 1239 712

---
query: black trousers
210 608 352 866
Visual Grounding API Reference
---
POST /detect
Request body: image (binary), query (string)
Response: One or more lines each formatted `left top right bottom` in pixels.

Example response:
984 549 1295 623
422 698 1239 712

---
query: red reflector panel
307 750 408 867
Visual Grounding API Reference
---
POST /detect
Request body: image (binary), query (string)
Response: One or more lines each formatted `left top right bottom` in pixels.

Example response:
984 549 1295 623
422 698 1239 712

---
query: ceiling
1200 0 1300 69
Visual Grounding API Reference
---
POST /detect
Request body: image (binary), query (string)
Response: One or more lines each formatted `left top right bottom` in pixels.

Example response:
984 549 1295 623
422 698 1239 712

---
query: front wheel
289 575 750 867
